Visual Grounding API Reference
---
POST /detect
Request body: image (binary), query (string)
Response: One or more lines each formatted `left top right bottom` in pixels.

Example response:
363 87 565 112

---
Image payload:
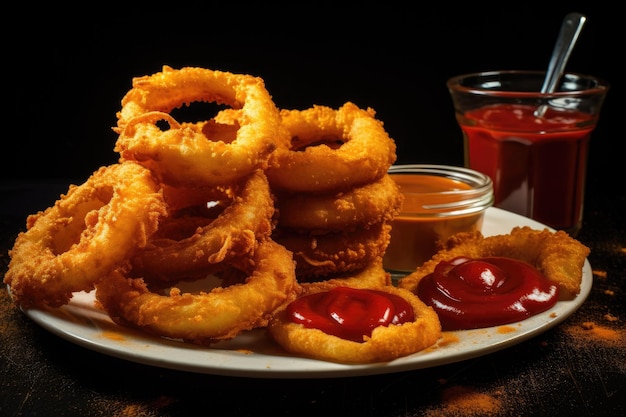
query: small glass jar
383 164 494 275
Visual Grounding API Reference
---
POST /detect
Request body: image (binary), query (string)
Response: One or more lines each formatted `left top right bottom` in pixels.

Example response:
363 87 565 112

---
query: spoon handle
540 12 587 94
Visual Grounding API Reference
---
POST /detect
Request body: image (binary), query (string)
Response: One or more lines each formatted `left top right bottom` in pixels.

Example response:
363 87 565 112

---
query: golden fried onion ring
275 174 403 231
268 285 441 364
114 66 288 186
298 256 391 294
96 239 299 344
398 226 590 300
266 102 397 193
4 162 166 308
130 170 275 281
275 222 393 279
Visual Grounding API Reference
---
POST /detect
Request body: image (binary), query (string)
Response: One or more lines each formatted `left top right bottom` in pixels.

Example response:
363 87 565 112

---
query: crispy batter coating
131 170 276 281
275 222 393 279
298 256 392 294
398 226 590 300
4 162 166 308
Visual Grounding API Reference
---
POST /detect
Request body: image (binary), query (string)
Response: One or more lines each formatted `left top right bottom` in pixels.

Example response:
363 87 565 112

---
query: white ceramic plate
21 207 592 378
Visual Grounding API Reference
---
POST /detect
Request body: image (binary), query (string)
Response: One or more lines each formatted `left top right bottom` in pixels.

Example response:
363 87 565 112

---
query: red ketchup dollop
287 286 415 342
417 256 559 330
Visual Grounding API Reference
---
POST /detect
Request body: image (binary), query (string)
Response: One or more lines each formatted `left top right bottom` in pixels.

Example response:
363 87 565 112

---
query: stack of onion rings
90 67 300 342
4 67 298 346
4 66 443 362
268 102 402 281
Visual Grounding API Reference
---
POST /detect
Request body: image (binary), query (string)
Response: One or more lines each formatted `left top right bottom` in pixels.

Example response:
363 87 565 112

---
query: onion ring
274 222 392 279
298 256 391 294
398 226 590 300
266 102 397 193
114 66 288 186
130 170 276 282
268 284 441 363
274 174 403 231
96 239 299 344
4 162 166 308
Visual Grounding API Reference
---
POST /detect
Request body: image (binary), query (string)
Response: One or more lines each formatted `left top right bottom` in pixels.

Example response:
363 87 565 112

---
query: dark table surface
1 174 624 417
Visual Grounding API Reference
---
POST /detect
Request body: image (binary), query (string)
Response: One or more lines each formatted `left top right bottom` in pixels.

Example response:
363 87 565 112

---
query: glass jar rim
446 70 609 98
388 164 494 217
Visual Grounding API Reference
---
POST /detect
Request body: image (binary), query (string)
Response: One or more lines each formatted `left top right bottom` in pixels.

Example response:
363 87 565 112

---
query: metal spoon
534 12 587 117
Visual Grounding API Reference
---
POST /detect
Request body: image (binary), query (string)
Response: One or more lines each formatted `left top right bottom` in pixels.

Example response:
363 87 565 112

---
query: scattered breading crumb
593 269 607 278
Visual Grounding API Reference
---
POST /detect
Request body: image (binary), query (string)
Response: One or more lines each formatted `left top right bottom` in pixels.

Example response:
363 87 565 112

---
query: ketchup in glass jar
416 256 559 330
461 103 592 234
448 71 609 237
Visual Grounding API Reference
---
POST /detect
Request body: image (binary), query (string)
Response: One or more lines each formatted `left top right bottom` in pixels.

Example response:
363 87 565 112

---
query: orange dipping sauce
383 165 493 273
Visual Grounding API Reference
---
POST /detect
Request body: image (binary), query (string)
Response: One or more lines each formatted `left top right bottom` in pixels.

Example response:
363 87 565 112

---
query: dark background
2 5 624 417
4 3 619 189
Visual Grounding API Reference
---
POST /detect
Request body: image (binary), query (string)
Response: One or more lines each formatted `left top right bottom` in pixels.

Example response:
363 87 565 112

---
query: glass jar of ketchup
447 71 609 236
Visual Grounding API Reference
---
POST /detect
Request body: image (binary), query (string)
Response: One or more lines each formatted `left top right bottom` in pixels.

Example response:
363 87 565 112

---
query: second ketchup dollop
417 256 559 330
287 287 415 342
